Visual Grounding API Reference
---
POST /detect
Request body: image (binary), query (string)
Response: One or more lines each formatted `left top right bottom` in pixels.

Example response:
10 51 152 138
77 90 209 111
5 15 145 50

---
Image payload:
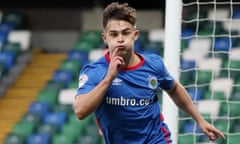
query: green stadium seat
228 134 240 144
230 119 240 133
52 103 73 114
75 41 95 52
0 62 6 78
196 70 212 84
213 119 229 133
12 121 36 138
44 80 65 91
36 89 59 106
52 133 75 144
36 123 58 136
67 80 78 89
220 102 240 116
2 42 21 56
178 134 195 144
4 133 25 144
2 12 25 29
68 113 92 133
230 60 240 80
204 90 225 100
60 59 81 78
60 123 82 141
80 30 102 48
20 112 42 125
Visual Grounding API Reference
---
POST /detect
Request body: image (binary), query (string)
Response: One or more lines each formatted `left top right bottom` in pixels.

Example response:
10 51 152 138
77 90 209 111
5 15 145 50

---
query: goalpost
162 0 181 144
163 0 240 144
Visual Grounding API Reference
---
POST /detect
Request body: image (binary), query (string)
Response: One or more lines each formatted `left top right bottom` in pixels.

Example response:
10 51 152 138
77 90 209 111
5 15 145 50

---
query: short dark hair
102 2 137 29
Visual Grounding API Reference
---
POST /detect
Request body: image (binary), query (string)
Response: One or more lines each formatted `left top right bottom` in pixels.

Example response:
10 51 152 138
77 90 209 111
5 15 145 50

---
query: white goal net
177 0 240 144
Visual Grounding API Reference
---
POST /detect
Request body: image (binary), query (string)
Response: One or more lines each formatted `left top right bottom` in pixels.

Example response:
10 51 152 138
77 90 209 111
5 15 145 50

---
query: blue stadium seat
0 51 16 71
27 133 51 144
233 9 240 19
43 112 67 130
67 49 89 63
52 70 74 87
182 120 201 133
213 37 232 51
186 87 204 101
28 101 51 117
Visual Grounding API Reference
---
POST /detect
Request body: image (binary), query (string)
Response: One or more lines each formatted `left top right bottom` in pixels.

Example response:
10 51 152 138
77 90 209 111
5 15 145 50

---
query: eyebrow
108 28 132 33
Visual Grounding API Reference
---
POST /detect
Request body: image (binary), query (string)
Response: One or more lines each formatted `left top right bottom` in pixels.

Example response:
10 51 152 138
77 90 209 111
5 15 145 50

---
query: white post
162 0 182 144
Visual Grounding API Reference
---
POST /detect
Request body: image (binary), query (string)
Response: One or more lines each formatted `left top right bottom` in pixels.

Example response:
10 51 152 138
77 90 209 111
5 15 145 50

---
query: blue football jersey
76 52 174 144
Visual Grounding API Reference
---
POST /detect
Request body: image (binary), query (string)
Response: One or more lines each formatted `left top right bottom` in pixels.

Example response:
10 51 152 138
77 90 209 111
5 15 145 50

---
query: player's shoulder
81 56 108 73
141 53 164 63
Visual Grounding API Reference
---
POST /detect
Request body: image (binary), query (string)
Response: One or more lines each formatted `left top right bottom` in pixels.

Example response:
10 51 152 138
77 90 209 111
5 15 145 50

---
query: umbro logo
112 78 122 85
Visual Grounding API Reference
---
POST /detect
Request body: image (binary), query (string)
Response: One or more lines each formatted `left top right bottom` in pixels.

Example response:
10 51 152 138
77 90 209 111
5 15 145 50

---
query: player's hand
198 120 225 141
107 48 125 80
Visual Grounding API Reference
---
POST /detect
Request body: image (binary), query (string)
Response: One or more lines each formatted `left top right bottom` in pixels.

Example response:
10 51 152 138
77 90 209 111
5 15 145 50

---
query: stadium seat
58 88 76 105
214 37 232 51
67 80 78 89
230 119 240 133
74 41 95 52
52 103 73 114
28 101 51 117
59 59 81 78
68 113 92 132
67 49 89 62
182 120 201 133
198 58 222 77
2 12 25 29
143 41 164 56
4 133 25 144
148 29 164 42
36 123 58 136
228 134 240 144
60 123 82 141
220 101 240 116
36 89 59 106
208 9 229 21
52 133 74 144
230 60 240 80
43 112 67 130
204 90 225 100
8 30 32 51
230 48 240 60
2 42 21 55
197 100 221 119
232 9 240 19
230 91 240 101
20 112 42 126
27 133 51 144
44 80 65 91
12 121 36 138
52 70 74 87
89 48 105 62
186 87 204 101
196 70 212 85
0 51 16 71
210 78 234 100
178 134 195 144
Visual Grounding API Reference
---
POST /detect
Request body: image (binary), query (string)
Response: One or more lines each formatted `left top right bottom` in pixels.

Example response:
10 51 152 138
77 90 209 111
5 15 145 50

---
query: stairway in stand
0 51 66 143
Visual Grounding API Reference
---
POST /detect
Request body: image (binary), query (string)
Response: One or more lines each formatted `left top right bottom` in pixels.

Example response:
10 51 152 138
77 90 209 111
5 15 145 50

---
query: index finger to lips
112 48 119 58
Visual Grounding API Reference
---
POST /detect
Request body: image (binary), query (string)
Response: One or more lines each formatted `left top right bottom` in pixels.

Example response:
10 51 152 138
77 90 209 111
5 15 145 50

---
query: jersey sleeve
152 54 175 90
76 63 106 96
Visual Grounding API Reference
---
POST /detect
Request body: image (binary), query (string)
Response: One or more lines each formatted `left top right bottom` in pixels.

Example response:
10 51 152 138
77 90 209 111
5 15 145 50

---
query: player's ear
102 32 107 43
134 29 140 41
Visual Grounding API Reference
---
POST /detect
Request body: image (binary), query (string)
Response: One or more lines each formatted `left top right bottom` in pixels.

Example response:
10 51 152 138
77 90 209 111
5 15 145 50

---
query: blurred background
1 0 240 144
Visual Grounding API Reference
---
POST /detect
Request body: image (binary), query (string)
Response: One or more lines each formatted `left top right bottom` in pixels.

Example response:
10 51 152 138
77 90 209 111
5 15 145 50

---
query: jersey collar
105 52 144 71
